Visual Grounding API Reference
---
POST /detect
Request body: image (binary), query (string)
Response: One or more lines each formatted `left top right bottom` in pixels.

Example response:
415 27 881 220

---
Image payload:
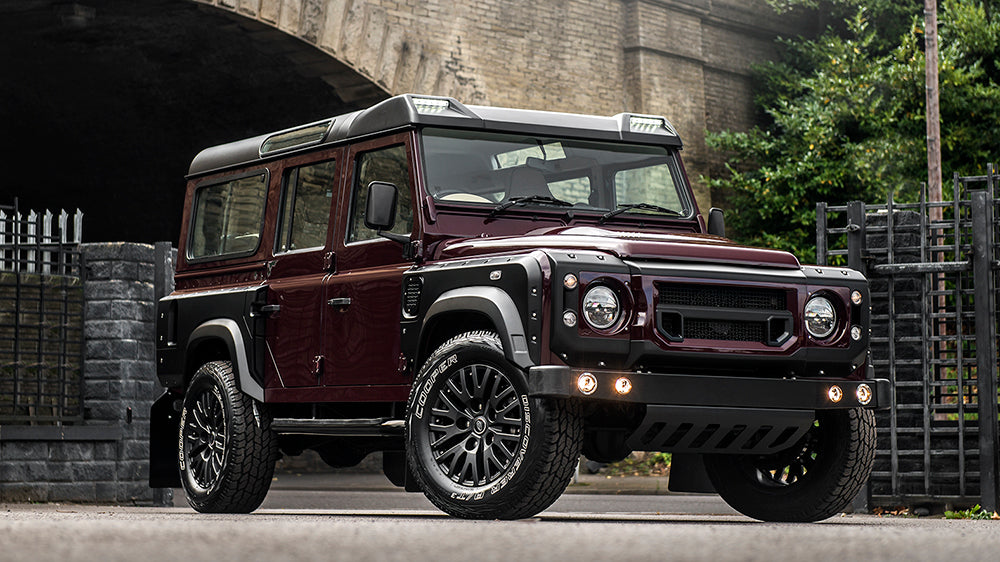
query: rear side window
189 172 268 259
276 160 336 253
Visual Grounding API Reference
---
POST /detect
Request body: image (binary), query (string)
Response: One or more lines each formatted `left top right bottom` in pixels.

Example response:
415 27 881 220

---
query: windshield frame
417 127 696 223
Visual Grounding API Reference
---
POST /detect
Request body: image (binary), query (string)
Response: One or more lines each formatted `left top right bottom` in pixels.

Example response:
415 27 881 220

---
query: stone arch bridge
1 0 812 242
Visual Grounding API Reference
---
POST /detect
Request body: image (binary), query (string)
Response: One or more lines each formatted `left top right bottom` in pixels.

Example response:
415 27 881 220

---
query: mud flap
383 450 422 492
149 391 182 488
668 453 716 493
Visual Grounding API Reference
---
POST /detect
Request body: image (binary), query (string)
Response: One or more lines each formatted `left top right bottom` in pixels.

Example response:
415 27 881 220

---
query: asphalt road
4 480 1000 562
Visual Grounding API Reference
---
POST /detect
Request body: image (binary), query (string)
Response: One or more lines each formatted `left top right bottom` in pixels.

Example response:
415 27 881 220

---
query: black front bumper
528 366 889 455
527 366 890 410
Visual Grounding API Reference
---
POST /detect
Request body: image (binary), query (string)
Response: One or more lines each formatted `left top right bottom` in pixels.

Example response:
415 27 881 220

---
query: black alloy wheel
407 331 583 520
179 360 278 513
704 408 875 522
427 362 524 487
184 383 229 491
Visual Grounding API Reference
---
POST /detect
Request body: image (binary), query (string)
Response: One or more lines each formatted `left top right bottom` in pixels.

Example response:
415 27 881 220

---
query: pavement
266 469 672 495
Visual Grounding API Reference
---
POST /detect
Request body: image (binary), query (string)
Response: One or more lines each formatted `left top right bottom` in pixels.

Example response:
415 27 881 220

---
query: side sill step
271 417 404 437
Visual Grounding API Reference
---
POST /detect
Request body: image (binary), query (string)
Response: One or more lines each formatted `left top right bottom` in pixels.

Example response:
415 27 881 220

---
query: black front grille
657 284 785 310
684 319 764 342
655 282 792 346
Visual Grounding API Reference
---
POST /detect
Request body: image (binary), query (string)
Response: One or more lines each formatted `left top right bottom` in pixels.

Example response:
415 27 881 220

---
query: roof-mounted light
629 115 673 134
413 97 451 115
259 121 331 156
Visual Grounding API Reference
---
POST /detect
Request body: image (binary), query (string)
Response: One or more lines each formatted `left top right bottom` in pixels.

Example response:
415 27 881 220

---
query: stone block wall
194 0 819 212
0 242 173 504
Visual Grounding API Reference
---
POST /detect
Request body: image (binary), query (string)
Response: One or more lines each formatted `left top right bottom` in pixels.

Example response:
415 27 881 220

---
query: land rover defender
151 94 887 521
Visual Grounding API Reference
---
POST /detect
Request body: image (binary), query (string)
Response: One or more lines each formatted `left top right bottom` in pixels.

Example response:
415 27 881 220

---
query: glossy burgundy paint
169 121 834 405
433 226 801 269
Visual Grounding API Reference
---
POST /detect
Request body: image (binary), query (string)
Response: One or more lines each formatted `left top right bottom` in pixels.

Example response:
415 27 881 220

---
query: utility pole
925 0 943 221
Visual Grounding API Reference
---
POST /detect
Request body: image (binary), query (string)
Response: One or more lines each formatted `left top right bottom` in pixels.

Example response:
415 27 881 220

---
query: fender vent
403 276 423 317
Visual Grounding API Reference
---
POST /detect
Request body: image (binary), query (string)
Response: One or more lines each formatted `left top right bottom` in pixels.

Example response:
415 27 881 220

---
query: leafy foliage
706 1 1000 263
944 504 1000 519
602 452 671 477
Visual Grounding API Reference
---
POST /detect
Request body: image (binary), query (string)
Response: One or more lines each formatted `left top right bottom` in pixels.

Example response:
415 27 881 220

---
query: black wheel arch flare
401 252 547 371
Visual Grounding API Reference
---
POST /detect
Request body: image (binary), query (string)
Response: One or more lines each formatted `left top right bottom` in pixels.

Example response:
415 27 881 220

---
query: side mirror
364 181 398 231
707 207 725 237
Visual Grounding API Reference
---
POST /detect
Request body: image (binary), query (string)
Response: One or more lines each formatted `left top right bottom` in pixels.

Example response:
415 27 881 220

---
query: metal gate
0 199 85 424
818 165 1000 510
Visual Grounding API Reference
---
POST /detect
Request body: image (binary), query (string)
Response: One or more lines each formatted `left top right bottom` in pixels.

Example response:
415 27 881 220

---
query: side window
276 159 336 253
189 172 267 259
347 144 412 244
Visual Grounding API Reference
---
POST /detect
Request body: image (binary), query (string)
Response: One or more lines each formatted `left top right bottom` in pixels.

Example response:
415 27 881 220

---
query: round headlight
582 285 620 329
804 296 837 339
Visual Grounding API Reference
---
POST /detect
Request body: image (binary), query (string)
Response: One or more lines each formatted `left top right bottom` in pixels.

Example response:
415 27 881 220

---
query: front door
264 152 340 389
323 133 416 388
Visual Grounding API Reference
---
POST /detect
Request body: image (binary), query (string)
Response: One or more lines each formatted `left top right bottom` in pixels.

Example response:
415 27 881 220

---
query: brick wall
193 0 818 212
0 242 173 504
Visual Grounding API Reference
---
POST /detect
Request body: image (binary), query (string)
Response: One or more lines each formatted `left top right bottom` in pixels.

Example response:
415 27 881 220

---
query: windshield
420 128 693 219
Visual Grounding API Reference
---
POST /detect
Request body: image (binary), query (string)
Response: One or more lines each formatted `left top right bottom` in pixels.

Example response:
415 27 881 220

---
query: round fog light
828 385 843 403
563 273 579 290
851 290 863 305
856 383 872 405
614 377 632 395
851 325 862 341
562 310 578 327
577 373 598 395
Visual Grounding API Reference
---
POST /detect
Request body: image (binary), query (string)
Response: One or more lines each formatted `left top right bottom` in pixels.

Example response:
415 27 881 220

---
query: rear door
263 150 340 389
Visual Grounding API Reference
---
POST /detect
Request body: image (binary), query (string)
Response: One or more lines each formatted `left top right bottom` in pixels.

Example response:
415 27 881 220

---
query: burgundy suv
151 94 887 521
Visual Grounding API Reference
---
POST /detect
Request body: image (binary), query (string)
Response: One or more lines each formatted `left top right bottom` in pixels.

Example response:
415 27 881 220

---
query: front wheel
704 408 875 522
179 360 278 513
406 331 583 519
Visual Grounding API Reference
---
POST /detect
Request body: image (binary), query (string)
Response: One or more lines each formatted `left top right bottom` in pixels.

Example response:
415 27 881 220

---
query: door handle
250 303 280 317
327 297 352 307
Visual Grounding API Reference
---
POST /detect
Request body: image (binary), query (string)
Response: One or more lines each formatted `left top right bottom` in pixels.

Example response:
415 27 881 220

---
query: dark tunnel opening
1 0 388 244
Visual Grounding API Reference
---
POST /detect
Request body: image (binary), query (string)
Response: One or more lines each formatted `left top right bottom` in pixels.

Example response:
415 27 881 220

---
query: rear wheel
703 408 875 522
179 360 278 513
406 331 583 519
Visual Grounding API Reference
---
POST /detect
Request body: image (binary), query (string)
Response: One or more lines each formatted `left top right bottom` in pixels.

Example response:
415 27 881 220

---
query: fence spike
73 209 83 244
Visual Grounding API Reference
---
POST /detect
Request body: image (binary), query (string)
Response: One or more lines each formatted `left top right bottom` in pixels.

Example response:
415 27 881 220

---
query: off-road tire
406 331 583 519
703 407 875 522
179 360 278 513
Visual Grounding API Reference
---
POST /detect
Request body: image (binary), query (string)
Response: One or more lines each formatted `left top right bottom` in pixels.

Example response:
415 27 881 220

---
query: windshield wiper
488 195 573 219
599 203 682 224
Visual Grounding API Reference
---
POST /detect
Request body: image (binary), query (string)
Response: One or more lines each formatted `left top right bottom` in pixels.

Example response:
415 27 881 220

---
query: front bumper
528 366 889 455
527 366 890 410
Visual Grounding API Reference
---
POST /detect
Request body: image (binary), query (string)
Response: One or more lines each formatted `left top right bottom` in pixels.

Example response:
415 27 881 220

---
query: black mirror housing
365 181 398 231
707 207 725 237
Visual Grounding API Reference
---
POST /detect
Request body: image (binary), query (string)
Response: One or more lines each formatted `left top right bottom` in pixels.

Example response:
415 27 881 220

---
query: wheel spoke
429 422 465 448
446 377 471 404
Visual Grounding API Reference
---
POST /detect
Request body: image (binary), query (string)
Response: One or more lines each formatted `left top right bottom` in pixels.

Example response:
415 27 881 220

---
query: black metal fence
818 164 1000 511
0 199 85 424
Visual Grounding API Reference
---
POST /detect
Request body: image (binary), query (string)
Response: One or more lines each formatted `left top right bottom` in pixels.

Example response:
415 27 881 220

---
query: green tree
706 0 1000 263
